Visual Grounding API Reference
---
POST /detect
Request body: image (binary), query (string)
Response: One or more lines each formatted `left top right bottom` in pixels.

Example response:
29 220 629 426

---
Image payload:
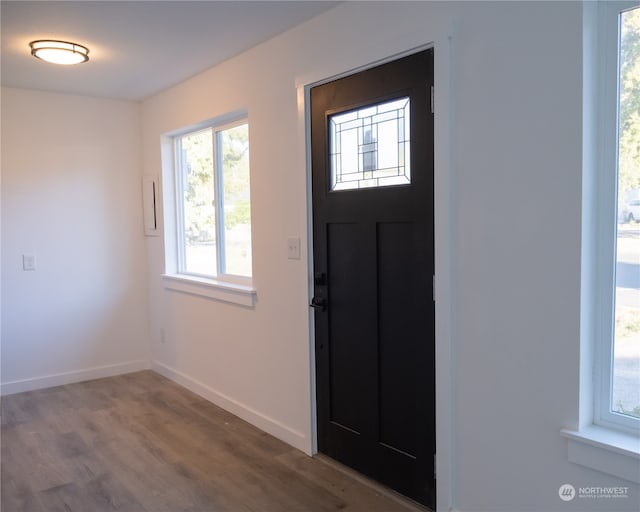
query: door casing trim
298 28 455 512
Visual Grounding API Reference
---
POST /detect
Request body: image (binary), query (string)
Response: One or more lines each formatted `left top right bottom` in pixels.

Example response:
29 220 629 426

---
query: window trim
161 273 256 308
568 0 640 481
561 425 640 484
161 110 255 306
593 0 640 435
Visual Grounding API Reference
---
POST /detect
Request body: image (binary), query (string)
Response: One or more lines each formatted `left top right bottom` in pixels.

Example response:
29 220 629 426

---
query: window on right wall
563 1 640 483
596 1 640 434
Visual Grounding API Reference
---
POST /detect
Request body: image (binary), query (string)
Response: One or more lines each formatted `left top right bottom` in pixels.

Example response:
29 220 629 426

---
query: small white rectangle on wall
22 254 36 271
142 176 159 236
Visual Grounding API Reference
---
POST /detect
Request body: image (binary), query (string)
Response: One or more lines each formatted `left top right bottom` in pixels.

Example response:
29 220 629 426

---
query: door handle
310 297 326 311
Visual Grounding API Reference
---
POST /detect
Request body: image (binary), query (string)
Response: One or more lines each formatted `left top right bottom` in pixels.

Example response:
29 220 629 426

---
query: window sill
162 274 256 308
561 425 640 483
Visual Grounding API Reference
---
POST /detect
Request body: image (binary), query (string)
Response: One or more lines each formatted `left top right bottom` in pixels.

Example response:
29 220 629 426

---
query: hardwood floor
1 371 426 512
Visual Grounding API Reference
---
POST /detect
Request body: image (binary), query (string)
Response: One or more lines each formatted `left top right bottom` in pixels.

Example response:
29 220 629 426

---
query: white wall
143 1 638 511
1 88 150 391
1 1 635 511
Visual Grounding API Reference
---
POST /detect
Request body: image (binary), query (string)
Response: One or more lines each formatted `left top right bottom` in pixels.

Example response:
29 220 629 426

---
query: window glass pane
179 128 217 276
614 6 640 419
219 124 252 277
329 97 410 191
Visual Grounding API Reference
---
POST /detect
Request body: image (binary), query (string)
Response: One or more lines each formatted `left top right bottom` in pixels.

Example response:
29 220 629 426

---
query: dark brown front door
310 49 435 508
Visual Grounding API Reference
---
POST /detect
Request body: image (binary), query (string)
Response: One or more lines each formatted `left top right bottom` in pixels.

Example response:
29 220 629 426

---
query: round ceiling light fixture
29 39 89 65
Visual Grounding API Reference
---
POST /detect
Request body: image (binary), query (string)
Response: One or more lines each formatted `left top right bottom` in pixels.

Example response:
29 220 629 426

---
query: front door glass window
329 97 410 191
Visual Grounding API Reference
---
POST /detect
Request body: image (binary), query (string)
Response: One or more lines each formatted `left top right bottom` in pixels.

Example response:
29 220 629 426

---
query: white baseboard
0 360 151 396
152 360 309 453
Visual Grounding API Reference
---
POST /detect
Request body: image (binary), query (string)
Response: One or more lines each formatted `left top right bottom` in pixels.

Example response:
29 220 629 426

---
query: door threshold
313 454 433 512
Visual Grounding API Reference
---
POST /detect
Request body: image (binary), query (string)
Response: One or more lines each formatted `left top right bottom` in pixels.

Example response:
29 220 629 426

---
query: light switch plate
22 254 36 271
287 237 301 260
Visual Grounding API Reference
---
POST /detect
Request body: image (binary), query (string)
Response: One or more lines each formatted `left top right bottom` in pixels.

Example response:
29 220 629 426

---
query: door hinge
430 85 434 114
433 274 436 302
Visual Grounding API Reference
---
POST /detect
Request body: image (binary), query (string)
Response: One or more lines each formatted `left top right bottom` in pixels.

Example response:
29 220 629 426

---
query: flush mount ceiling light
29 39 89 65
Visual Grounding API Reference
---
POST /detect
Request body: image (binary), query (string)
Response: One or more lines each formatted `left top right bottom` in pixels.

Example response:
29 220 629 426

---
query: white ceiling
1 1 339 101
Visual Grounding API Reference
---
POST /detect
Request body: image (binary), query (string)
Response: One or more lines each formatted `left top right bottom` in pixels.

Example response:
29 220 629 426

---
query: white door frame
296 30 455 512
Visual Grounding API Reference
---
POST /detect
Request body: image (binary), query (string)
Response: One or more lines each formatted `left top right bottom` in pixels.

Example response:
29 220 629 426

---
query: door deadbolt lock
310 297 326 311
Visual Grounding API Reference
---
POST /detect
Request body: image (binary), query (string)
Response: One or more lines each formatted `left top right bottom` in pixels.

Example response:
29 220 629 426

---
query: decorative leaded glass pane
329 97 410 191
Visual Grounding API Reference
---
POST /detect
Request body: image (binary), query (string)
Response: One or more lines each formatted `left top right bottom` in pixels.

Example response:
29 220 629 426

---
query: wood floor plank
1 475 46 512
2 371 426 511
275 451 419 512
4 422 76 492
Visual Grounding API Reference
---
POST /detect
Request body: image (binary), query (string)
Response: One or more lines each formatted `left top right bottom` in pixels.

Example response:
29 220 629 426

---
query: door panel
378 221 423 456
327 222 369 434
311 48 435 509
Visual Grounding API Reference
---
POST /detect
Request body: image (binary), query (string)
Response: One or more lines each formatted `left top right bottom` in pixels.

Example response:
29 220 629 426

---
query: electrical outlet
287 237 301 260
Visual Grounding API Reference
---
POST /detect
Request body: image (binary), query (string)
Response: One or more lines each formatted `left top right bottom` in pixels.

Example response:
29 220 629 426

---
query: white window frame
161 111 256 307
561 0 640 483
593 0 640 435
